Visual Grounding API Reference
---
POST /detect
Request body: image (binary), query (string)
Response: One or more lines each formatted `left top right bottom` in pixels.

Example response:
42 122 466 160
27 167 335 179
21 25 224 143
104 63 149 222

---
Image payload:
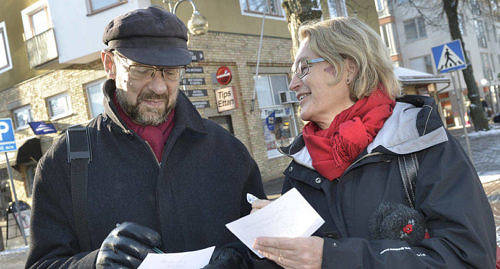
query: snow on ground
479 171 500 183
0 246 28 256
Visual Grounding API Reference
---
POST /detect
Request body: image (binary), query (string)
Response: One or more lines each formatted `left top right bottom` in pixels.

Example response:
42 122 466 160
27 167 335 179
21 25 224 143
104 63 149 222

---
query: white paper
226 188 325 258
138 246 215 269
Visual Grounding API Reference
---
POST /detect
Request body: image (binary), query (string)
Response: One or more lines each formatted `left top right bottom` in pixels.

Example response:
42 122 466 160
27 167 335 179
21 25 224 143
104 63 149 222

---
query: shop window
86 79 105 118
0 21 12 74
409 55 433 74
47 92 72 119
12 105 33 130
86 0 127 15
255 74 299 158
404 17 427 42
239 0 285 19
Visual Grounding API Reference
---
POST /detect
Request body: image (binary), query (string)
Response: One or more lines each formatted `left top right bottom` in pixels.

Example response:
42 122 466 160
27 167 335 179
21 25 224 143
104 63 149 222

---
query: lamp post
162 0 208 35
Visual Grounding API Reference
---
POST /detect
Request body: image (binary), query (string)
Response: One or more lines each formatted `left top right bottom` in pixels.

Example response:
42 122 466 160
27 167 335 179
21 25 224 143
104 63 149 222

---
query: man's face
109 52 182 126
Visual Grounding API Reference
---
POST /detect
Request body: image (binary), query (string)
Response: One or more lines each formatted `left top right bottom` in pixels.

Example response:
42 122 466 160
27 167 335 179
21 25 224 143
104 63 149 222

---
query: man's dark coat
26 79 265 268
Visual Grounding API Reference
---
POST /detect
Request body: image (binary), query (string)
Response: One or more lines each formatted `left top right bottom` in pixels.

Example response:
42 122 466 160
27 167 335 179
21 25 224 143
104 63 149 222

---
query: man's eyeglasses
114 53 184 81
290 57 325 79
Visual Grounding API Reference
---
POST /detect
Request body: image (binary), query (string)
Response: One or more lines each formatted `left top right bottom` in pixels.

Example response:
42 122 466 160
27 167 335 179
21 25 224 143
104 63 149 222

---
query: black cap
103 6 192 67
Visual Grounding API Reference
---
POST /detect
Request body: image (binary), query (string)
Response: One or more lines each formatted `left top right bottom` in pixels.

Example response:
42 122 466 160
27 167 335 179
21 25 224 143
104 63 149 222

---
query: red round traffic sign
216 66 232 85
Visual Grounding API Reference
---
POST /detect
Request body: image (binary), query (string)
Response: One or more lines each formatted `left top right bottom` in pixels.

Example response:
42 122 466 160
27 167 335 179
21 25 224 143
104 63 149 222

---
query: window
21 1 52 40
12 106 32 130
409 55 434 74
0 21 12 74
474 19 487 48
491 54 496 72
86 0 127 14
254 74 298 158
470 0 481 16
47 92 72 119
404 17 427 41
327 0 347 17
458 14 466 36
239 0 285 19
480 53 493 80
375 0 384 11
86 79 105 118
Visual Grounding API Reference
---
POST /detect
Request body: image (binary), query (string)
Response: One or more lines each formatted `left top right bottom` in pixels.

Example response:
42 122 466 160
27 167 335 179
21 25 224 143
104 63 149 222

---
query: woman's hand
250 199 272 214
253 236 324 269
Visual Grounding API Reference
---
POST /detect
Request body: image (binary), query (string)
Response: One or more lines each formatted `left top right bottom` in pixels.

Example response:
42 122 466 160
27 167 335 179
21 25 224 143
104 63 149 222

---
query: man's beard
116 89 175 126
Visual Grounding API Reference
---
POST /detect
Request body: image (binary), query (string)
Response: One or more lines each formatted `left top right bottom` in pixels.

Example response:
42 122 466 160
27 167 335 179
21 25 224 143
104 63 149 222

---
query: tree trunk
442 0 489 130
282 1 323 58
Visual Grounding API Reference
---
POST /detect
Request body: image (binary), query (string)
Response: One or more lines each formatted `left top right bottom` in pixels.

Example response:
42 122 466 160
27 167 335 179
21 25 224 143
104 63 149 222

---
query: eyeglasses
290 57 325 79
114 53 184 81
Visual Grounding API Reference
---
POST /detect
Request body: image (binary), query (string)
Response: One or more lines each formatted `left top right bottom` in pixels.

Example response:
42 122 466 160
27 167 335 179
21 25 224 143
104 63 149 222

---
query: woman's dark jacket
279 96 496 268
25 79 266 268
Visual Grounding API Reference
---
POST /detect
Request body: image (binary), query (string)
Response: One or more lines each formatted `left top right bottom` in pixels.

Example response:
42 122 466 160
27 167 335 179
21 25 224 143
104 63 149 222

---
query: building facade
375 0 500 127
0 0 378 209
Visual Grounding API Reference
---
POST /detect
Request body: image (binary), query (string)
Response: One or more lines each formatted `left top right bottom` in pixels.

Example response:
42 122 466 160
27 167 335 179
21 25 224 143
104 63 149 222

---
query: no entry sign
216 66 232 85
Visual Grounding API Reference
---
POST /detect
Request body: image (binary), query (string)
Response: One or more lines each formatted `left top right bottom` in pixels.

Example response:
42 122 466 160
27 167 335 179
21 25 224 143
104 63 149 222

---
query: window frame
0 21 13 74
12 105 33 131
85 78 106 118
86 0 128 16
474 19 488 48
239 0 286 20
21 0 52 40
46 92 72 120
403 17 427 42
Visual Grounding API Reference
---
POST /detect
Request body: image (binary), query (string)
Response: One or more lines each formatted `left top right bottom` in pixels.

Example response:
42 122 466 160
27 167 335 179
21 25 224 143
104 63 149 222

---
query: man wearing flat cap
26 6 265 268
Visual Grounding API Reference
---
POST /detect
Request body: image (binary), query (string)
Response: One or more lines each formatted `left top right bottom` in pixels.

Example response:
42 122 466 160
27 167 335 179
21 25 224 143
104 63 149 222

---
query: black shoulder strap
398 153 419 209
66 126 92 251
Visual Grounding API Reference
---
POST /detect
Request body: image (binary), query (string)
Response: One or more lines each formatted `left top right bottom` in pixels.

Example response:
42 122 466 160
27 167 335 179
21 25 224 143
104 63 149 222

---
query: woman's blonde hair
298 17 400 100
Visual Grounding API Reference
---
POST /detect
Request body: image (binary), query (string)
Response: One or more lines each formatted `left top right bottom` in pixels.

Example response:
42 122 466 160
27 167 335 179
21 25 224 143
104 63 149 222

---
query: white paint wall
47 0 152 64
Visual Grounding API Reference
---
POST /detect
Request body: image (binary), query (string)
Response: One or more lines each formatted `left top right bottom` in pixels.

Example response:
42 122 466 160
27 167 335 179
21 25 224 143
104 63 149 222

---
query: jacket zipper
339 152 384 179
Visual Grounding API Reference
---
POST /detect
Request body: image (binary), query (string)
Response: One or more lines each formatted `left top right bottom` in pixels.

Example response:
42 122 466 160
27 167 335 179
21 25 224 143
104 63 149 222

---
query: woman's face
289 39 355 129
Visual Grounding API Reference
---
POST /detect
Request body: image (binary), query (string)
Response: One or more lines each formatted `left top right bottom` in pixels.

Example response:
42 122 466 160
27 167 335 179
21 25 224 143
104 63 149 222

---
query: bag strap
66 126 92 250
397 153 419 209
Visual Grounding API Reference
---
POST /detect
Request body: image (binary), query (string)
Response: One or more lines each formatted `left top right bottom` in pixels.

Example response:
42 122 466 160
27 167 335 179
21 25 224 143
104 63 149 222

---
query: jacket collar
280 95 448 168
102 79 206 134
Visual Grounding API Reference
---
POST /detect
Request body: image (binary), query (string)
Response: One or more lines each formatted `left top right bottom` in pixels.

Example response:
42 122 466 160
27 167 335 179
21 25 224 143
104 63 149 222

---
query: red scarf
113 94 175 162
302 87 395 180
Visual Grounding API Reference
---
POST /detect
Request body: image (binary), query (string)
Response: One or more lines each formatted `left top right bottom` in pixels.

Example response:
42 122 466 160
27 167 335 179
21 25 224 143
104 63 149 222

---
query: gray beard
115 88 171 126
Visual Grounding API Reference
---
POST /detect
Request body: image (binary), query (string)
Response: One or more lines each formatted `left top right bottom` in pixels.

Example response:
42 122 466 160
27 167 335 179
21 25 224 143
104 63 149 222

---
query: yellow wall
151 0 292 38
0 0 57 92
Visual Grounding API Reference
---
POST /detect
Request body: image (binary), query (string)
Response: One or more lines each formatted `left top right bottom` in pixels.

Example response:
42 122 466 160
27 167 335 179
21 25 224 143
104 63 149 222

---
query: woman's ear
101 51 116 79
345 58 359 84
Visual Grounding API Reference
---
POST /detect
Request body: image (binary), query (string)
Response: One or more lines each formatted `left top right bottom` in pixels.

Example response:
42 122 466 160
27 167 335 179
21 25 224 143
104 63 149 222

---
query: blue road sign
29 121 57 135
0 118 17 152
431 40 467 74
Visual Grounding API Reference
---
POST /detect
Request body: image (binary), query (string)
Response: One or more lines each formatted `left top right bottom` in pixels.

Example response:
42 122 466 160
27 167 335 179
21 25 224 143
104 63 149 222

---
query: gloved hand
202 242 250 269
96 222 161 268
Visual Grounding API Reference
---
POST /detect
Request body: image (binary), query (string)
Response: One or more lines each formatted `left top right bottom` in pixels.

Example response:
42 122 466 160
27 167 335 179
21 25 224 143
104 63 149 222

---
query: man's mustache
138 92 168 102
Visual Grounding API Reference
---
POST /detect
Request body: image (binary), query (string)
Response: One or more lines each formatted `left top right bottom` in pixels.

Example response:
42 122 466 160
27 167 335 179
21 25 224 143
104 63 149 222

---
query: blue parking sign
0 118 17 152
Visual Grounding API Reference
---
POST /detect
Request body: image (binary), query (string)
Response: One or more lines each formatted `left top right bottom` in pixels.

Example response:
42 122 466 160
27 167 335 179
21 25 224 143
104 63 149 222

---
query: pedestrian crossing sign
431 40 467 74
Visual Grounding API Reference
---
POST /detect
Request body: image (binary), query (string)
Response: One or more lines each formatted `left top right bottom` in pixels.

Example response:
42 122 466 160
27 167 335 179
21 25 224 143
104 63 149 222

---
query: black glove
96 222 161 268
202 242 250 269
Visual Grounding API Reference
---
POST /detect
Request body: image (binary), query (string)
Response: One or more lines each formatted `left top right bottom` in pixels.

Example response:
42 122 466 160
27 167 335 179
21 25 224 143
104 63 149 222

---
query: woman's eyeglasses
290 57 325 79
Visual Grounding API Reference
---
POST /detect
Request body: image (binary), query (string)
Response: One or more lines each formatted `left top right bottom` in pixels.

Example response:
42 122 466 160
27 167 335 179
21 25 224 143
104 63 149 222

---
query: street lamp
163 0 208 36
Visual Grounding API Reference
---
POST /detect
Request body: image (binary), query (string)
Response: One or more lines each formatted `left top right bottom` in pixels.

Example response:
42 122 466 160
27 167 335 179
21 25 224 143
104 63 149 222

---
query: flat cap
103 6 192 66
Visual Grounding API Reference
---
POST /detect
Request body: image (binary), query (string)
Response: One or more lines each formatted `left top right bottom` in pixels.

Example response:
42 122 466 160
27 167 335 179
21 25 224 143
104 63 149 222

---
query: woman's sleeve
321 134 496 269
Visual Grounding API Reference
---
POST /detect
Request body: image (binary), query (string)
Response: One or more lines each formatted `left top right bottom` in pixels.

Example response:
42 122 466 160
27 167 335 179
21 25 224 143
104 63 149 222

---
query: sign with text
215 87 237 112
0 118 17 152
28 121 57 135
185 89 208 97
186 66 204 73
181 78 206 85
192 101 210 109
189 50 205 62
